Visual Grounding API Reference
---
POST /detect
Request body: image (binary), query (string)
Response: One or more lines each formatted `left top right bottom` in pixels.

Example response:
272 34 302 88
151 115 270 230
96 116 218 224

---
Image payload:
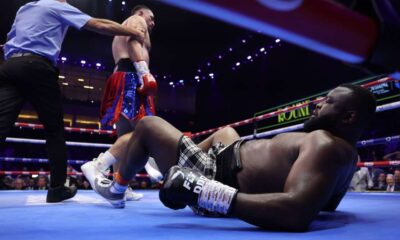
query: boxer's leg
197 127 241 151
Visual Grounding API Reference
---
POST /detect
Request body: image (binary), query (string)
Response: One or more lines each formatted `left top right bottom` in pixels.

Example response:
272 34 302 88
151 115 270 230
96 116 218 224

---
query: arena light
62 82 68 86
77 78 84 82
83 85 94 89
58 75 65 79
61 57 67 61
275 38 281 43
96 63 101 67
80 60 86 65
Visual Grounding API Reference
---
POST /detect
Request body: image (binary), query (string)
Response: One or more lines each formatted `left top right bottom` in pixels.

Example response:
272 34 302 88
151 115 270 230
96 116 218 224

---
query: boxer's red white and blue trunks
100 59 155 128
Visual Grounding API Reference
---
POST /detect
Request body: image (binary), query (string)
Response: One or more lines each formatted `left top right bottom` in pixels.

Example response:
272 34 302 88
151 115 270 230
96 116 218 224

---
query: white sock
110 182 128 194
145 157 163 182
96 151 117 172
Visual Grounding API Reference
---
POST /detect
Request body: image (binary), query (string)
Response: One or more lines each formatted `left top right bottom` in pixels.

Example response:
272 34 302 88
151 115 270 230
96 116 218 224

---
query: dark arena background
0 1 399 239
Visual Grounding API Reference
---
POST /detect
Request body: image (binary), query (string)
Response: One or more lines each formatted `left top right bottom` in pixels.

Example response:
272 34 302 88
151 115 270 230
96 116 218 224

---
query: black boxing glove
159 165 238 215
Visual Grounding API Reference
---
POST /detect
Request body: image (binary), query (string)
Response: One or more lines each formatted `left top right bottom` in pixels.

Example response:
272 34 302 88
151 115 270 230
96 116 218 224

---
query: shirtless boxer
81 5 162 200
94 84 376 231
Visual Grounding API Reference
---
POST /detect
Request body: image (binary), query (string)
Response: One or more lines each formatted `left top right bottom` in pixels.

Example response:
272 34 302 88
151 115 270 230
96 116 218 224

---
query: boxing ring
1 75 400 239
0 190 399 240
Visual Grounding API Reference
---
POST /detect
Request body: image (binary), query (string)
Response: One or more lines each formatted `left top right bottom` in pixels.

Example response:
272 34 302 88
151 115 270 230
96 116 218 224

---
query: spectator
66 165 78 187
370 167 385 188
25 178 35 190
394 169 400 191
36 175 48 190
349 167 373 192
139 180 149 189
0 176 12 190
386 174 396 192
13 177 25 190
81 180 91 190
2 175 13 189
372 173 387 191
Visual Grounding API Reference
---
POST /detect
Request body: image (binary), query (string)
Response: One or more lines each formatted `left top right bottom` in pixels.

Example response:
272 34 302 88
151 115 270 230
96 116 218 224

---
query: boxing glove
159 165 238 215
134 60 158 95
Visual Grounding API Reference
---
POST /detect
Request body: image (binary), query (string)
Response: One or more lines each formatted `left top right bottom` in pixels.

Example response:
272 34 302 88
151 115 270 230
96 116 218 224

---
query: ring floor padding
0 190 399 240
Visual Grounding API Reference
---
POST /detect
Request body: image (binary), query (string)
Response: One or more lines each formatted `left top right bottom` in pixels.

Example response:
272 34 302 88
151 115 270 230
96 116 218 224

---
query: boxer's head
304 84 376 138
131 5 155 32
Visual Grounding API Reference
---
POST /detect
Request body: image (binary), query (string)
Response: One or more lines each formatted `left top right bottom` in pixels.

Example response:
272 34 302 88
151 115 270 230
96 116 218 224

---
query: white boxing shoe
94 176 125 208
124 186 143 201
81 153 145 201
81 153 109 192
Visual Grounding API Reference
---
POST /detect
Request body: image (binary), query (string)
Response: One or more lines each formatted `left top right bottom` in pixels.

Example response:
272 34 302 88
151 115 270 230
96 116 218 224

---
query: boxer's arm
126 16 147 62
83 18 144 42
233 135 347 231
124 17 157 95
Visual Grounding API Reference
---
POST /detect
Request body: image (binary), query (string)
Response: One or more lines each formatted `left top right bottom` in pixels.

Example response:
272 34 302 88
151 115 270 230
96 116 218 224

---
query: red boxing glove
134 61 158 96
137 73 158 95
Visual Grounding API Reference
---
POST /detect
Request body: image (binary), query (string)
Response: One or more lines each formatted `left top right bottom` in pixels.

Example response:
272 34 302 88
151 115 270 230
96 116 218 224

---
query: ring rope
0 170 150 178
0 157 87 165
357 161 400 167
1 161 399 178
0 134 398 165
12 77 396 138
14 122 115 135
5 109 400 149
5 137 112 148
192 77 398 138
357 135 400 147
241 100 400 139
254 75 393 117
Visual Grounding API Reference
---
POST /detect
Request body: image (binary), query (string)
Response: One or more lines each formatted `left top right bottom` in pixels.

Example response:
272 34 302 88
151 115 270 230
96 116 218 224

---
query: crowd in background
349 150 400 192
0 164 161 190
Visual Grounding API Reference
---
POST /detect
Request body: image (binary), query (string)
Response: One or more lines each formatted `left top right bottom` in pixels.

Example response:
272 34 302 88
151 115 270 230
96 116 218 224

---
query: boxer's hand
134 61 158 95
159 166 207 210
137 73 157 95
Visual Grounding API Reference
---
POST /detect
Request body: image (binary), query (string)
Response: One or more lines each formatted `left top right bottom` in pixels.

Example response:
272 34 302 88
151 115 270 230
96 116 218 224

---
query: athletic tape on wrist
198 180 237 215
